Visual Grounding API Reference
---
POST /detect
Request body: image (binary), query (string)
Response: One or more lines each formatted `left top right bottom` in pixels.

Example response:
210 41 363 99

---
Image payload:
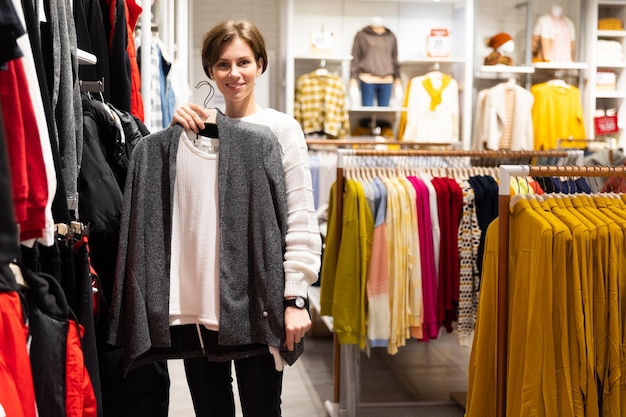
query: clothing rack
495 164 626 417
306 139 461 148
556 137 618 165
307 139 415 148
324 148 580 417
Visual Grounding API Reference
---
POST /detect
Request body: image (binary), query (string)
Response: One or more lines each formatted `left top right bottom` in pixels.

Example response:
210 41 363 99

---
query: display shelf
597 29 626 37
286 0 474 149
349 106 406 113
400 57 465 69
288 1 475 413
348 107 407 140
400 57 467 90
474 65 535 90
478 65 535 73
583 0 626 147
287 54 354 117
471 1 591 136
532 61 588 90
294 54 353 61
596 91 626 98
597 62 626 68
532 61 588 70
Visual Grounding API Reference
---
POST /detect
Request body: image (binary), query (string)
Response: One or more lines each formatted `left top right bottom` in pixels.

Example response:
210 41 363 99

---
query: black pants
184 353 283 417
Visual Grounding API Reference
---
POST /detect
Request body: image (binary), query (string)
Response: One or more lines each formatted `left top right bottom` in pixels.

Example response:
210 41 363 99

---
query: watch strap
284 296 308 309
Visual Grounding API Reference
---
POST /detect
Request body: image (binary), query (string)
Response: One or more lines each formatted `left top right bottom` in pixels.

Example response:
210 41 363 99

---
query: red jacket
21 266 97 417
124 0 144 121
102 0 144 121
66 319 98 417
0 289 37 417
0 58 48 241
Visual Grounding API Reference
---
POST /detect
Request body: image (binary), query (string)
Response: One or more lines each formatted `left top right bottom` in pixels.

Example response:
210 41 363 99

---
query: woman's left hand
284 307 312 351
170 103 209 132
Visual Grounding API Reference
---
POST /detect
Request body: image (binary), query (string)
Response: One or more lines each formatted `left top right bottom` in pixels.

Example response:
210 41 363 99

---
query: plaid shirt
294 72 350 138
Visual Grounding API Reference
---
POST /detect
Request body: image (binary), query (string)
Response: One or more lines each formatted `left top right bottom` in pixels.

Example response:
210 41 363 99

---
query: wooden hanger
9 263 27 288
197 107 218 138
315 59 329 76
547 79 569 88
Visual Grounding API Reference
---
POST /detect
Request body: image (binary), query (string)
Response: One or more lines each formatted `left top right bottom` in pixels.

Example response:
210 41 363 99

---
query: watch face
296 297 306 308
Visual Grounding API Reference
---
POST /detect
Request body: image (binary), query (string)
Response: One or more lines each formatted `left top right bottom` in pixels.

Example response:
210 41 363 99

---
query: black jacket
79 98 147 308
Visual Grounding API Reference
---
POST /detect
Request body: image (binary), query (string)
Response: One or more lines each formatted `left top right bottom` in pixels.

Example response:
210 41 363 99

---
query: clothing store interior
4 0 626 416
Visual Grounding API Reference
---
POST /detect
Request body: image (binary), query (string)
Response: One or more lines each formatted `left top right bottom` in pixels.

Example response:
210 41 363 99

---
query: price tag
310 29 335 55
427 28 450 57
595 115 619 135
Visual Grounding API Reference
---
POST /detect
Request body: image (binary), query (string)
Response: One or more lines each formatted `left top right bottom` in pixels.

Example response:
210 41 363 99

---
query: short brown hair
201 20 268 79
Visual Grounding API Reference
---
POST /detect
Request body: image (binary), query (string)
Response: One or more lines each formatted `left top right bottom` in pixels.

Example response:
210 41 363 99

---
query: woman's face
209 37 262 107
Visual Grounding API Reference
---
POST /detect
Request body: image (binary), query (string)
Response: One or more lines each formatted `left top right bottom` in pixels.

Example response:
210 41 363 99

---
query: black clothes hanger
197 107 218 138
80 78 106 102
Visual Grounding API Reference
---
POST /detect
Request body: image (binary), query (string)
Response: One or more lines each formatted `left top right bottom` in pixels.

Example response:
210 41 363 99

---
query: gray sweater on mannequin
107 111 302 374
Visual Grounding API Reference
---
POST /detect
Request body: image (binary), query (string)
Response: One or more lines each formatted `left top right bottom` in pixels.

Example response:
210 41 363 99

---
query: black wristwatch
284 296 308 309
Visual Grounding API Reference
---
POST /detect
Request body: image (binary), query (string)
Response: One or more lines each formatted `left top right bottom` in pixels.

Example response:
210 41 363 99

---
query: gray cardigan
107 112 302 373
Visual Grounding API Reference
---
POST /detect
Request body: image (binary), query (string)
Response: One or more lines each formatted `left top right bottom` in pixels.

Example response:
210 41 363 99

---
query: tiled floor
168 312 471 417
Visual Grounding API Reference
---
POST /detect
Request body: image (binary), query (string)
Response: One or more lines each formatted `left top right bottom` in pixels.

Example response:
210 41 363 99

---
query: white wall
185 0 471 113
183 0 584 119
290 1 460 61
187 0 282 110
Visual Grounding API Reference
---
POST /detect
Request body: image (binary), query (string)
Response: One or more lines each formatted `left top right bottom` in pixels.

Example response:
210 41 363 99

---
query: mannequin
484 32 515 66
349 17 403 107
531 4 576 62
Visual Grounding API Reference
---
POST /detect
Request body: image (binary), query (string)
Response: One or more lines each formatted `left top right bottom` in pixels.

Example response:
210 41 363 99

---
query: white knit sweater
169 131 221 330
241 108 322 298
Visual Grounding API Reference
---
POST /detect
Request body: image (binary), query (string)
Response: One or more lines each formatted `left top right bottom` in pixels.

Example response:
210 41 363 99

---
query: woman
169 20 321 416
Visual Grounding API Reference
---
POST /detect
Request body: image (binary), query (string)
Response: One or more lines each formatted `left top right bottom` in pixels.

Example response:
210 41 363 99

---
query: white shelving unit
531 61 589 91
348 105 407 140
478 65 536 74
284 3 475 414
284 0 475 149
475 65 535 87
471 0 597 150
289 55 353 113
400 56 467 85
583 0 626 147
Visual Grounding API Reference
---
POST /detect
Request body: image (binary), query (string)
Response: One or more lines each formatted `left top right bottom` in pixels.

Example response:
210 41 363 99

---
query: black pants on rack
21 239 104 416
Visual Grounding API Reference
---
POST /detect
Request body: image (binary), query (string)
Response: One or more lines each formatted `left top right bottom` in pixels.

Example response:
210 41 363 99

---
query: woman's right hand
170 103 210 133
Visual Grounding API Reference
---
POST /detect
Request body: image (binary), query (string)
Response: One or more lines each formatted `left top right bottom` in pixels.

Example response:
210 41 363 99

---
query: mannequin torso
532 5 575 62
350 18 402 106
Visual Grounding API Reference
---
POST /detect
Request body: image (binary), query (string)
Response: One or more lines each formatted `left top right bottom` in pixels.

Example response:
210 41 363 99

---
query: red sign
594 115 619 135
430 29 449 36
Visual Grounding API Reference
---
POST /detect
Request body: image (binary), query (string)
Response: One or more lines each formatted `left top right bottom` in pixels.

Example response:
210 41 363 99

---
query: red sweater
0 58 48 241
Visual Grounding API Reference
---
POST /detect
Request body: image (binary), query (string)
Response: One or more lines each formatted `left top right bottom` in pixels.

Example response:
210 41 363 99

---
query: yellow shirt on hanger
321 179 373 347
531 82 586 150
381 175 408 354
508 198 558 417
530 197 575 417
543 197 593 417
575 195 623 417
570 197 610 398
466 197 558 417
465 218 500 417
